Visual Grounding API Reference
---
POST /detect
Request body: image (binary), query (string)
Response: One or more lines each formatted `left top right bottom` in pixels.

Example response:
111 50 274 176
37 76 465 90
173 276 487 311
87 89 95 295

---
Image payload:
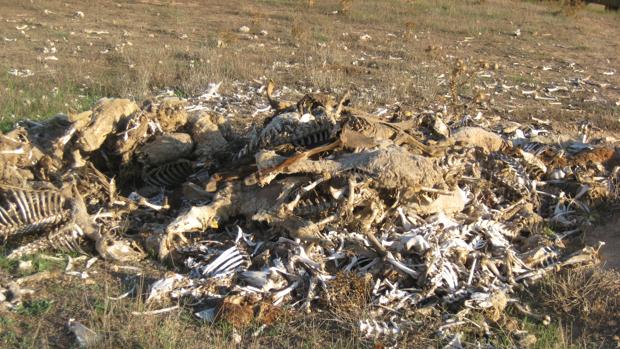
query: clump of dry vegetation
530 267 620 346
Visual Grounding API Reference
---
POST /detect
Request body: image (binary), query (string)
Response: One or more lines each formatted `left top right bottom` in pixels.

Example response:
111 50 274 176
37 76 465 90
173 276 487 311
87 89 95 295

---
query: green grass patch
31 255 66 273
0 253 19 272
15 299 53 316
0 74 101 132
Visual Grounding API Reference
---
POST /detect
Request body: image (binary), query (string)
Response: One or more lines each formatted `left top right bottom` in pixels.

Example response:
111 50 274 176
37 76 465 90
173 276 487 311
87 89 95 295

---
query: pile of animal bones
1 80 618 344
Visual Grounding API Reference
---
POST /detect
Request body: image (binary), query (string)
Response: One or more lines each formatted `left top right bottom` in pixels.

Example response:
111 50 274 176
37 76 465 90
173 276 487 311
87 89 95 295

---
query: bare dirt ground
586 215 620 269
1 0 619 348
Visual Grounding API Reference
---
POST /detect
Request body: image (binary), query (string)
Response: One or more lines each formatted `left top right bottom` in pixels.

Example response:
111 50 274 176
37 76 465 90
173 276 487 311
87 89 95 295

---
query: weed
15 299 53 316
0 255 18 272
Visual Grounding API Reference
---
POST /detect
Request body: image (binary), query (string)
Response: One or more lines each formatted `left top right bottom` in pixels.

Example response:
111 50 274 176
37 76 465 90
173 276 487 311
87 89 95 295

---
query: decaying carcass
0 79 610 346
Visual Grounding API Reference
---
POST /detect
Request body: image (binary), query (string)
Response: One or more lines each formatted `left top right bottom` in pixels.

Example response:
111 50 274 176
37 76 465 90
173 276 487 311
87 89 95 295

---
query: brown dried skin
266 79 294 112
137 133 194 166
0 128 39 184
107 112 150 162
265 146 447 196
569 146 616 168
341 112 431 154
142 97 188 132
168 146 449 242
452 126 509 153
166 177 310 237
216 295 255 328
0 166 33 185
21 114 74 160
407 188 466 216
254 301 282 325
266 79 340 116
0 128 44 169
188 112 230 161
75 98 140 152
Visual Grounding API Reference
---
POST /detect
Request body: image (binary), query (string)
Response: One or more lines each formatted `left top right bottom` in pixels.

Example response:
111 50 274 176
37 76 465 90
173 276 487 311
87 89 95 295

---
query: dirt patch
586 215 620 269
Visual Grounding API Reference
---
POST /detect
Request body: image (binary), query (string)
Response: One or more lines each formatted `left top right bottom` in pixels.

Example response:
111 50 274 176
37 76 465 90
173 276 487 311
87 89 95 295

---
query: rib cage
484 153 534 199
293 196 340 218
236 114 338 160
0 185 69 240
7 222 86 260
291 121 333 148
143 159 193 187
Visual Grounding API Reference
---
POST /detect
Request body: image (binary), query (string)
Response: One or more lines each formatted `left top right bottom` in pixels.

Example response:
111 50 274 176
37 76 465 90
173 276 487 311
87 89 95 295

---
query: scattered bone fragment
95 236 146 262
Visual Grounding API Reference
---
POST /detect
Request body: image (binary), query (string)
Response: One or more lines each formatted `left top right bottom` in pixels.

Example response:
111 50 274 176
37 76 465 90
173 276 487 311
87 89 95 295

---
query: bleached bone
272 280 301 306
128 192 168 211
194 245 249 278
301 275 319 313
385 252 419 278
239 270 276 290
359 317 401 339
147 273 187 303
131 305 180 316
95 235 146 262
195 307 217 322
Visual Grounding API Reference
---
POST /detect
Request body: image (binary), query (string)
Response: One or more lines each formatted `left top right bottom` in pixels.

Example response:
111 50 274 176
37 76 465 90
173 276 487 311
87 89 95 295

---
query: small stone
359 34 371 41
232 329 242 344
259 30 268 36
238 26 250 33
18 260 33 273
73 11 84 18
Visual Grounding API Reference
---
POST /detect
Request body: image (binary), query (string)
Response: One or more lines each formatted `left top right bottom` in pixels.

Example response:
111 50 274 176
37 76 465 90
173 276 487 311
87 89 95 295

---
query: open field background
1 0 619 348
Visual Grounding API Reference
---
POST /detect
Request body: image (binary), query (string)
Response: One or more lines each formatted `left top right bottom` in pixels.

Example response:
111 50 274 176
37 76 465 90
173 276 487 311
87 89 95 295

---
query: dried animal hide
255 145 448 194
452 126 509 153
0 128 44 165
137 133 194 166
189 112 230 161
75 98 139 152
142 97 188 132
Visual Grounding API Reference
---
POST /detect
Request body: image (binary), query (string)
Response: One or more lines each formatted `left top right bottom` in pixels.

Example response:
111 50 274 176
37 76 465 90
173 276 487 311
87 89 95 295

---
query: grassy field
1 0 620 348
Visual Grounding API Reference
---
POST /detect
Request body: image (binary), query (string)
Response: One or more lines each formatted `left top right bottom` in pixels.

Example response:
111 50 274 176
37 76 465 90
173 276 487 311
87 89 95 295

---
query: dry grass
1 0 618 130
528 266 620 347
